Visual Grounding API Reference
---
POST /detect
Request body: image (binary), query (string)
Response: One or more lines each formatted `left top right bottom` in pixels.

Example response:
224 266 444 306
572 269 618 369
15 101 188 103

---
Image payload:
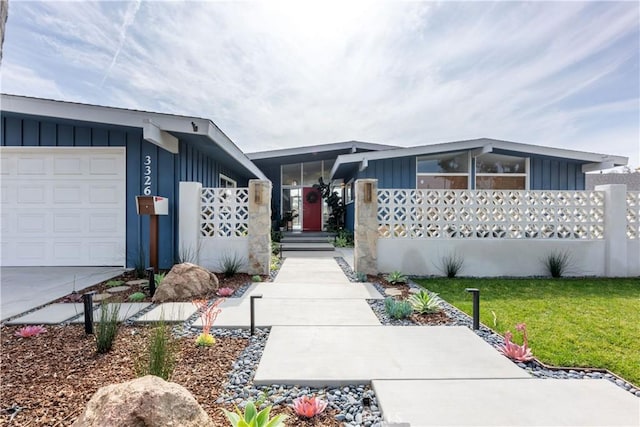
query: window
345 179 354 203
220 174 237 188
417 152 469 189
475 153 527 190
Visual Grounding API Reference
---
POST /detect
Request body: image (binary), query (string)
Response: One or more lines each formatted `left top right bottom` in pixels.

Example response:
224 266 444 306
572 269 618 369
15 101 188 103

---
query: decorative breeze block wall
200 188 249 238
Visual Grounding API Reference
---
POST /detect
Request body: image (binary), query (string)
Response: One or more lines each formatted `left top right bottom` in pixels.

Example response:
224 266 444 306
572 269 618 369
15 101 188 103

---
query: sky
1 0 639 168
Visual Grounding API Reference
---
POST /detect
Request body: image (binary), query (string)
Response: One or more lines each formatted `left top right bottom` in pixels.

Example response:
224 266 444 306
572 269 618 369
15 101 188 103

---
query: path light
465 288 480 330
250 295 262 336
146 267 156 297
82 291 96 334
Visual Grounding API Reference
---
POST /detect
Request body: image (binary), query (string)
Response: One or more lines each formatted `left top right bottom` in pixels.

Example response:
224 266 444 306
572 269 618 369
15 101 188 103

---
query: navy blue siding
529 156 585 190
2 114 247 269
345 202 355 232
356 157 416 188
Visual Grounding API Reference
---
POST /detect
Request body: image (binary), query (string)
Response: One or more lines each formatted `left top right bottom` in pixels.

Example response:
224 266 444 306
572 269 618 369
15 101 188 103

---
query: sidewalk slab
254 326 530 387
5 303 84 325
247 282 383 299
192 299 381 328
70 303 151 323
372 379 640 426
134 302 197 322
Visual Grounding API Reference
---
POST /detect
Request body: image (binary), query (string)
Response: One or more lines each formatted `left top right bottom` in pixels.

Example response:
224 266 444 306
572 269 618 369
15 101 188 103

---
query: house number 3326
143 155 152 195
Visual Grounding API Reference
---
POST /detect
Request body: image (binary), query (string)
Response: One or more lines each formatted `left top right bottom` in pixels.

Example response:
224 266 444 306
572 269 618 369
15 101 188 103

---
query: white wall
199 238 250 273
628 240 640 277
377 239 607 277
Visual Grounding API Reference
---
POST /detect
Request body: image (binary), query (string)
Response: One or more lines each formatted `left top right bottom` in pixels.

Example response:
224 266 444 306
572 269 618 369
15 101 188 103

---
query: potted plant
282 210 298 231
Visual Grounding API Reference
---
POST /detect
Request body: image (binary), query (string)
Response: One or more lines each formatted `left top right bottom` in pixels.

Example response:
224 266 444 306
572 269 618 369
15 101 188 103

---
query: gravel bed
335 257 640 397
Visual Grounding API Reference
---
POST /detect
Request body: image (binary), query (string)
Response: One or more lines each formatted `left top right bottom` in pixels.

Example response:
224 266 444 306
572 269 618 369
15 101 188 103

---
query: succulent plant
293 395 328 418
128 292 146 302
385 271 408 285
384 297 413 319
15 325 47 338
356 272 367 282
408 290 442 314
222 401 287 427
251 275 262 282
105 280 124 288
497 323 534 362
195 333 215 347
217 287 235 297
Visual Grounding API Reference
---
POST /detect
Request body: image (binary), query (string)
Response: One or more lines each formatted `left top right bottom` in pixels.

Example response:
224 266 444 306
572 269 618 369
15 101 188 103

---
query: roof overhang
331 138 628 179
247 140 398 161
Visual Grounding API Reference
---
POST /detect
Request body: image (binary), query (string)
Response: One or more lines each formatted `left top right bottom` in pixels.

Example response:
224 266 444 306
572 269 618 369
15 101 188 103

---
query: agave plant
384 297 413 320
15 325 47 338
408 290 442 314
217 287 235 297
385 271 408 285
222 401 287 427
497 323 533 362
293 395 328 418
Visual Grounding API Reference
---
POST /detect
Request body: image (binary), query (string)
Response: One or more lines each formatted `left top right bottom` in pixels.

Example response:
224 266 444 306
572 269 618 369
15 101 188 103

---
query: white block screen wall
0 147 126 266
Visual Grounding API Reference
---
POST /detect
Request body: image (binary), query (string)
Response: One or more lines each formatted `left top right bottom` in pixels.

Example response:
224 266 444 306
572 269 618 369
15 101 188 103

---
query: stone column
178 181 203 265
596 184 628 277
248 180 272 275
354 179 378 275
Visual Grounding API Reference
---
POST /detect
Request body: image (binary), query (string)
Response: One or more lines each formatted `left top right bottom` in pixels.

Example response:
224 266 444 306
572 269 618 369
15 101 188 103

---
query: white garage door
1 147 126 266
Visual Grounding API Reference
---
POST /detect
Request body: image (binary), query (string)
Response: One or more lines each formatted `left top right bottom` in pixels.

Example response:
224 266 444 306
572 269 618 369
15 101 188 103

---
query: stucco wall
586 173 640 191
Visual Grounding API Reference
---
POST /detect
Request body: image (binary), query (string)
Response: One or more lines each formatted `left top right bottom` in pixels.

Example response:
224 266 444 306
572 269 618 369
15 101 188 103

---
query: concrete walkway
0 266 125 321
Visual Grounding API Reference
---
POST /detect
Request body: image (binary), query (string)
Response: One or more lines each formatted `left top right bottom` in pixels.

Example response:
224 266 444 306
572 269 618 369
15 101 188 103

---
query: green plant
105 280 124 288
356 272 367 282
333 229 354 248
438 252 464 278
252 275 262 282
270 254 281 271
543 250 571 278
313 177 345 231
154 273 166 286
222 401 287 427
136 318 176 380
271 230 282 243
408 290 442 314
128 292 146 302
384 297 413 319
95 303 120 354
175 242 202 264
271 241 281 256
385 271 408 285
219 252 245 277
192 299 224 346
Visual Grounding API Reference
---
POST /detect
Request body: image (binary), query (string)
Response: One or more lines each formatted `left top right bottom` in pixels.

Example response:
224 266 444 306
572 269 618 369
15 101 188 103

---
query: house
1 94 630 269
0 94 266 268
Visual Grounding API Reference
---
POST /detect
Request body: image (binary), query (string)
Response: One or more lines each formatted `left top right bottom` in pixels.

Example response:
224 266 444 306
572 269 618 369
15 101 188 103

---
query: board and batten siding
1 114 244 269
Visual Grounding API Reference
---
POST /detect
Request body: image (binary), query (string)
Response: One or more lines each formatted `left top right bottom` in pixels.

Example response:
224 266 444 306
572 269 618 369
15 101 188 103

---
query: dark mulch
54 272 265 304
410 310 454 325
367 274 414 298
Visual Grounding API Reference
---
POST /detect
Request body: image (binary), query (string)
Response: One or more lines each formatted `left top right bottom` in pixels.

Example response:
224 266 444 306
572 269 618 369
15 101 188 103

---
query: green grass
413 277 640 386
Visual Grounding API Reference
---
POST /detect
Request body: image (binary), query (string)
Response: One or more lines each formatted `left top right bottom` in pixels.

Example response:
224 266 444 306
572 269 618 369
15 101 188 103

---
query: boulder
72 375 214 426
152 263 218 303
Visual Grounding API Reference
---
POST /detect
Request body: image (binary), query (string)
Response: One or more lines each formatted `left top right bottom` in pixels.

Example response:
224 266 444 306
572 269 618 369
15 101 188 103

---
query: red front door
302 187 322 231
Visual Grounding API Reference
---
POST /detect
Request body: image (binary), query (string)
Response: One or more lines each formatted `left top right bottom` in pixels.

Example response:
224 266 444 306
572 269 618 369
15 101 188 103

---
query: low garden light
146 267 156 297
82 291 96 334
250 295 262 336
465 288 480 330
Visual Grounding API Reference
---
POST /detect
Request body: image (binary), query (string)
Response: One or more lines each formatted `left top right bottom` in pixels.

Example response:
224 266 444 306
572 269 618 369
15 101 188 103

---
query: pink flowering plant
217 287 235 297
497 322 533 362
192 298 225 346
15 325 47 338
293 395 328 418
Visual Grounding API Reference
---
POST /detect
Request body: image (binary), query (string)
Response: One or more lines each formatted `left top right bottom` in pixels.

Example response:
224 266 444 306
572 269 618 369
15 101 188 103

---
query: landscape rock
105 286 130 294
152 263 219 303
72 375 214 427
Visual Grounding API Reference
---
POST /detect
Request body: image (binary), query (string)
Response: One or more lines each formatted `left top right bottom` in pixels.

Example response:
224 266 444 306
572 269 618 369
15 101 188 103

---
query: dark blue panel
542 159 551 189
345 202 355 232
40 121 56 145
3 117 22 146
576 171 585 190
92 128 109 146
550 160 559 188
157 147 176 267
74 127 91 146
559 161 568 189
567 162 576 190
108 130 126 146
23 119 39 146
125 132 143 270
57 124 74 146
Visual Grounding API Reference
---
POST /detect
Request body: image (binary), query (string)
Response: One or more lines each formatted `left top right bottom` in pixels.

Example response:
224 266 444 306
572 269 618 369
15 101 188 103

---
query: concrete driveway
0 266 126 321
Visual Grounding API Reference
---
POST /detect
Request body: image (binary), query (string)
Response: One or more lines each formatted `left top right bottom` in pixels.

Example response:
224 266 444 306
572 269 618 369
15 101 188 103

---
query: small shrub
105 280 124 288
95 303 120 354
217 287 235 297
333 229 354 248
251 275 262 282
497 323 534 362
222 401 287 427
15 325 47 338
384 297 413 319
192 299 225 346
136 319 176 380
154 273 166 286
176 242 201 264
128 292 146 302
543 250 571 278
385 271 408 285
408 290 442 314
356 272 367 282
438 252 464 278
271 230 283 243
293 395 328 418
219 252 245 277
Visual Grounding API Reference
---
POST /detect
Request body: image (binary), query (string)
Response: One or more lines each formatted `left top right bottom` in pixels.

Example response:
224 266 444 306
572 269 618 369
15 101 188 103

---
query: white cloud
2 1 638 167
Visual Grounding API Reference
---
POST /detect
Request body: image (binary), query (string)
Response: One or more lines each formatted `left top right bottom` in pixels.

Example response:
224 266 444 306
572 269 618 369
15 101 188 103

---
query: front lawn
413 277 640 386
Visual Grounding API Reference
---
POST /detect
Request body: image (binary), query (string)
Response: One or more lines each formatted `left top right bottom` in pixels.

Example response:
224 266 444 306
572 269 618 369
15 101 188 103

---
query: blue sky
2 1 639 168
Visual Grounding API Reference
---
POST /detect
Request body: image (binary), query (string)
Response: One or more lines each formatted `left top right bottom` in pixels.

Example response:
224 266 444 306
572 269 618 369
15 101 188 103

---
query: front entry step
280 236 331 244
372 379 639 426
280 242 334 251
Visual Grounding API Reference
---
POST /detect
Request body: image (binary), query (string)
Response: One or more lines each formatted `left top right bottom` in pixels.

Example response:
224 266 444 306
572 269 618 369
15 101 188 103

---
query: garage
1 147 126 266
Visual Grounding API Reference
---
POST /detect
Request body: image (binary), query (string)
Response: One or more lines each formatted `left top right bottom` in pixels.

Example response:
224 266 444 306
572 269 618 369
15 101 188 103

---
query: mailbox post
136 196 169 273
